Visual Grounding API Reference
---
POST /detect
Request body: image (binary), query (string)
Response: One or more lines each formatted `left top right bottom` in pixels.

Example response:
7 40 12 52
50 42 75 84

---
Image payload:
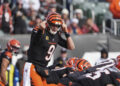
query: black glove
46 71 60 84
68 71 85 82
35 65 50 77
53 67 73 78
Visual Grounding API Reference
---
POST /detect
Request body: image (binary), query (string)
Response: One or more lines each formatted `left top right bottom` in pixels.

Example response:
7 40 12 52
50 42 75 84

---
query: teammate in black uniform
58 58 91 86
22 12 75 86
0 39 21 86
65 59 120 86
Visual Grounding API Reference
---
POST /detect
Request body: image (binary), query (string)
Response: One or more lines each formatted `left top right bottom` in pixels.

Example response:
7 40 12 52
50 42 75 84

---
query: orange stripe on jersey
48 42 56 44
5 51 12 59
33 26 39 31
33 26 45 34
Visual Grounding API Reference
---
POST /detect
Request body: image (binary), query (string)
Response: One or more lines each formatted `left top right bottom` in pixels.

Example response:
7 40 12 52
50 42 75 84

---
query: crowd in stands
0 0 100 35
107 0 120 19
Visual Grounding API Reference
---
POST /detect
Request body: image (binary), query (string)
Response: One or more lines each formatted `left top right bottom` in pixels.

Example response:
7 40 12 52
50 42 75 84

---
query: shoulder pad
5 51 12 59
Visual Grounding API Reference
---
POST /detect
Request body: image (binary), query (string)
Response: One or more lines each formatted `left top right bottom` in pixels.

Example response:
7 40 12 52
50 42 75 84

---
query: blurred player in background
54 48 68 68
95 48 109 65
58 57 91 86
22 12 75 86
61 58 120 86
0 39 21 86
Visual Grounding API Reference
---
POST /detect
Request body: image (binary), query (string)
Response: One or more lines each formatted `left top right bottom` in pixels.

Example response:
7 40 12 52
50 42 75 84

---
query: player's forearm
67 37 75 50
1 74 7 85
61 21 75 50
1 58 9 85
1 72 7 85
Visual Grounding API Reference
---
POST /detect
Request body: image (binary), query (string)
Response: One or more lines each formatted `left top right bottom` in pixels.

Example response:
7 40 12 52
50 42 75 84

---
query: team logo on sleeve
46 36 49 40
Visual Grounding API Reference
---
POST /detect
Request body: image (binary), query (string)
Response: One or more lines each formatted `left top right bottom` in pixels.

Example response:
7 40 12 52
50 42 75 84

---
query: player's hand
87 19 94 27
61 21 68 33
52 67 73 78
39 21 46 30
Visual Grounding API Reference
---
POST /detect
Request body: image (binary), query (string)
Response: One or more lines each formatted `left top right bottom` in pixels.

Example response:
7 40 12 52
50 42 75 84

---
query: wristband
65 32 70 38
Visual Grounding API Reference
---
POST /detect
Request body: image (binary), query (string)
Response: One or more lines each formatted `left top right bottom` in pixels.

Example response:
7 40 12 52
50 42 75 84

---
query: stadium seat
97 2 109 9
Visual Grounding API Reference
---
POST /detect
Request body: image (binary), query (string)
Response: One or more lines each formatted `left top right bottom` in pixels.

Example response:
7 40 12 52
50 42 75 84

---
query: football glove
52 67 73 78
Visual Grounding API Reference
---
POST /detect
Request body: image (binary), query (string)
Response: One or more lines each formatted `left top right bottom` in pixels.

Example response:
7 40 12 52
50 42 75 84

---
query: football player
22 12 75 86
0 39 21 86
68 59 120 86
58 57 91 86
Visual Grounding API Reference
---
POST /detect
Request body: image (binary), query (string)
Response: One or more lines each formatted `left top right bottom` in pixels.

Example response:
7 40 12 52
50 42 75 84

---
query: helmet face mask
11 46 20 53
48 24 61 35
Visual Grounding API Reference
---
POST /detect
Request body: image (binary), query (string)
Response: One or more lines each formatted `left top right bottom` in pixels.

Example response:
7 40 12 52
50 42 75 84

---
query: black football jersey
68 59 120 86
72 69 120 86
28 27 67 67
0 49 12 71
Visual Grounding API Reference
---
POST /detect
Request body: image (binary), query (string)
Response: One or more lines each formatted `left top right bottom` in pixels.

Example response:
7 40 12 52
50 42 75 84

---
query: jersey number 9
45 45 55 61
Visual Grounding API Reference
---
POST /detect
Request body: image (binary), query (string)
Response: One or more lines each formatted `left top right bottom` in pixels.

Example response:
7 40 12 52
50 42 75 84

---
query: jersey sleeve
32 26 44 35
58 34 67 48
1 51 12 62
30 26 44 43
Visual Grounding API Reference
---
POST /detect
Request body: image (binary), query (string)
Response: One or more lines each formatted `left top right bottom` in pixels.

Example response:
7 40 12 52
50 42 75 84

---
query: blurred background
0 0 120 86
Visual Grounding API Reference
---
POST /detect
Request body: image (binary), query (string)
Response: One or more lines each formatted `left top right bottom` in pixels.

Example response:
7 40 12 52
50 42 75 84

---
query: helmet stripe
48 15 61 20
77 59 83 70
48 14 61 21
49 17 62 22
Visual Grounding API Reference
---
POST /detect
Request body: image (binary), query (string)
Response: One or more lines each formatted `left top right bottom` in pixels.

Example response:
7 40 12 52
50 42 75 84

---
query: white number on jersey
85 69 110 80
45 45 55 61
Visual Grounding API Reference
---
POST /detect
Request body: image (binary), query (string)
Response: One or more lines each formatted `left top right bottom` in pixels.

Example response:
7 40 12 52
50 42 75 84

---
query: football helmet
66 57 78 70
117 55 120 62
75 58 91 71
46 12 63 35
7 39 21 53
